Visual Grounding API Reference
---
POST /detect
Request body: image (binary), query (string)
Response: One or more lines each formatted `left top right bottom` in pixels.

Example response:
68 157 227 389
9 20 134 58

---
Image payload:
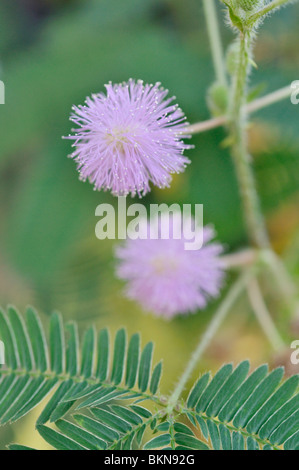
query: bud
207 83 229 117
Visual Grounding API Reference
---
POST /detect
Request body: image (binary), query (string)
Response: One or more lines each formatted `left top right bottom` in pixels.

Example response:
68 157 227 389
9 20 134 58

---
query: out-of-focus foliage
0 0 299 450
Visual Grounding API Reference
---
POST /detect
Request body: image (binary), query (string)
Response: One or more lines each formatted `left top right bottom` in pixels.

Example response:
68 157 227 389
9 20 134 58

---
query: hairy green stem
202 0 227 86
167 270 253 411
228 32 270 249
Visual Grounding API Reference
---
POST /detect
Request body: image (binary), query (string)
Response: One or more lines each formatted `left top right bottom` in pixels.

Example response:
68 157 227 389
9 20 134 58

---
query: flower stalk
247 277 285 351
185 85 292 135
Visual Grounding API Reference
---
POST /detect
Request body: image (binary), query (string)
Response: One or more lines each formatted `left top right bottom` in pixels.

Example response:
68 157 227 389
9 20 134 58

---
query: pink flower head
115 213 225 319
65 79 192 197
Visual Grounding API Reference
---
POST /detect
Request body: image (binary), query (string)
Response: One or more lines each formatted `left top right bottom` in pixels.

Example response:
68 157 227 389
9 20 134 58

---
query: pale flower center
105 127 131 153
151 255 178 276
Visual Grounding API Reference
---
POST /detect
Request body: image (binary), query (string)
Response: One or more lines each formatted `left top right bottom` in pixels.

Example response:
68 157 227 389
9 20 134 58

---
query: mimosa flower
115 214 225 318
65 79 192 197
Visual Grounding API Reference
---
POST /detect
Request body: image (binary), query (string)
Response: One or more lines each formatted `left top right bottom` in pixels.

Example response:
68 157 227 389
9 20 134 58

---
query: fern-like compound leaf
0 306 298 450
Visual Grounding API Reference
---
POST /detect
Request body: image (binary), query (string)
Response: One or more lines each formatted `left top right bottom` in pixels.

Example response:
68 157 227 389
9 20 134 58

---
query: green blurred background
0 0 299 449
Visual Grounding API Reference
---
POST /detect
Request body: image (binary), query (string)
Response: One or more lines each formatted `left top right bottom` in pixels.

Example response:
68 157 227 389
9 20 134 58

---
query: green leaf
195 414 209 440
270 410 299 445
150 361 163 395
7 306 33 371
1 306 298 451
111 329 126 385
9 378 58 424
0 306 163 442
8 445 36 450
125 333 140 389
0 308 19 369
187 362 297 450
131 405 152 419
259 394 299 440
56 419 106 450
48 382 82 423
187 372 210 409
206 360 250 417
284 430 299 450
219 423 232 450
156 421 170 432
77 387 127 409
174 433 209 450
60 381 90 403
138 342 153 392
0 376 16 407
144 434 171 450
247 436 259 450
218 364 268 422
65 322 79 376
232 432 245 450
246 375 299 434
207 421 221 450
26 307 48 372
232 368 284 428
136 424 146 447
110 405 143 426
173 423 194 436
37 379 74 425
0 376 31 423
96 328 109 381
91 408 132 434
74 413 117 444
197 364 233 412
80 326 96 378
49 312 65 375
37 424 86 450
